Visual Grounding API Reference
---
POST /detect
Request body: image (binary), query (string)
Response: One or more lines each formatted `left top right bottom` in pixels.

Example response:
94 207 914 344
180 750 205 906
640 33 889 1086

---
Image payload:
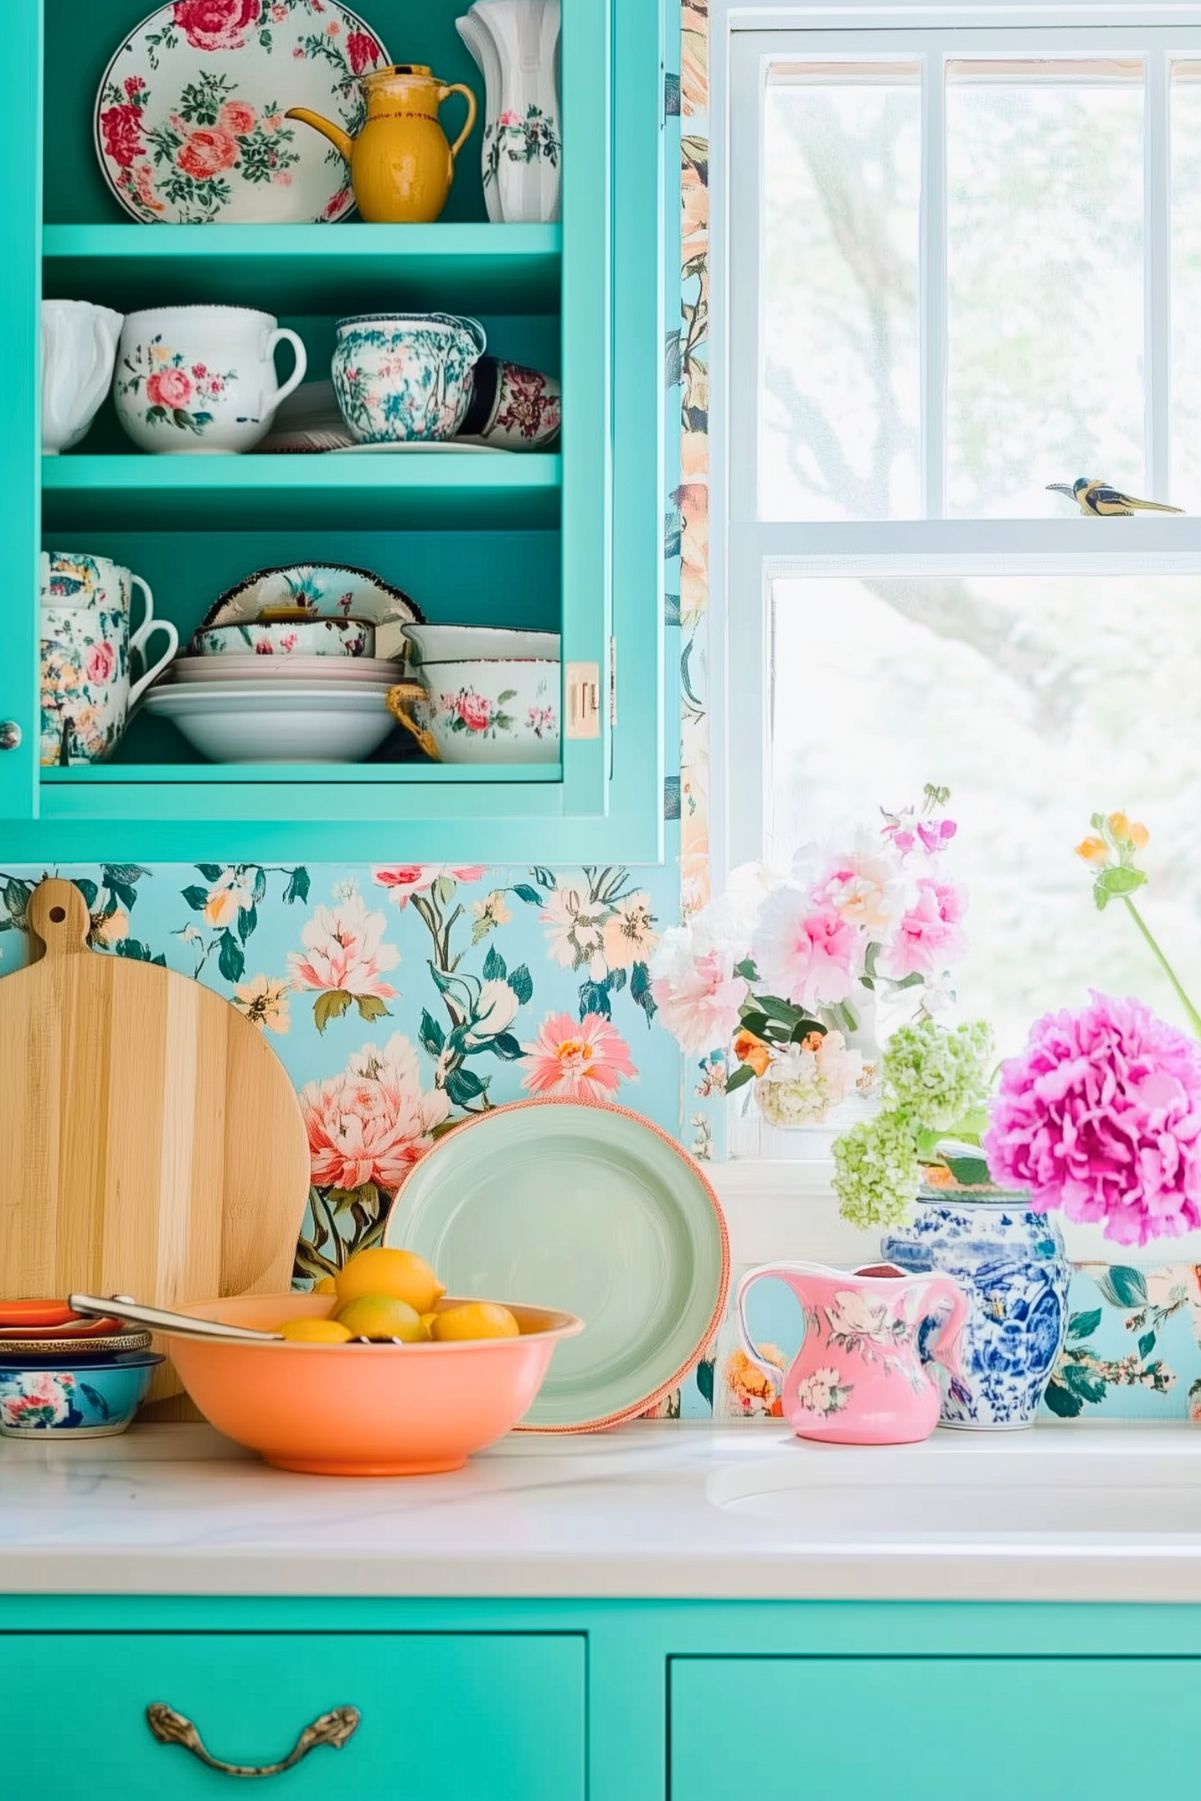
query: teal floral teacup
331 312 487 444
40 566 178 766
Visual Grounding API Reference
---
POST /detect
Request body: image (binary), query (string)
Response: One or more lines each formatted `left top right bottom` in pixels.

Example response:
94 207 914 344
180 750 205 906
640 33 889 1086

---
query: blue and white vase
881 1189 1069 1430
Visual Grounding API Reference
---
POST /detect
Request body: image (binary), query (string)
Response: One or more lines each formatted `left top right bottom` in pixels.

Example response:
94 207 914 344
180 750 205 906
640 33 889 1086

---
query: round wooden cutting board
0 879 310 1406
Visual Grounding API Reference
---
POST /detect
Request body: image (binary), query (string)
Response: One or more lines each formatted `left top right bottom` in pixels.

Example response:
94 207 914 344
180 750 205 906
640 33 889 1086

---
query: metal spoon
69 1292 283 1343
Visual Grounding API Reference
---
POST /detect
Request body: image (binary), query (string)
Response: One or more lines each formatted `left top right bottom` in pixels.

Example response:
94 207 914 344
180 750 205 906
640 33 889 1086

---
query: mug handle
264 328 308 413
129 617 179 708
438 83 479 161
385 682 441 762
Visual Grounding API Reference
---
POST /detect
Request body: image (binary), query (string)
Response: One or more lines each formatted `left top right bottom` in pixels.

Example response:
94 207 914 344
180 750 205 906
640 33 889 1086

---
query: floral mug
113 305 307 453
40 570 177 766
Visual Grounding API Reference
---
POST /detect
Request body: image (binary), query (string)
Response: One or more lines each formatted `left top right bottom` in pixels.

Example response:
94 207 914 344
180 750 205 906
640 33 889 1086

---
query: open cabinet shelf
42 453 563 531
0 0 665 862
44 223 563 314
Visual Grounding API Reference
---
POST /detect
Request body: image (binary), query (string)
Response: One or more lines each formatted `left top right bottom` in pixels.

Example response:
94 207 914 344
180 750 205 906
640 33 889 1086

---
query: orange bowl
162 1293 584 1476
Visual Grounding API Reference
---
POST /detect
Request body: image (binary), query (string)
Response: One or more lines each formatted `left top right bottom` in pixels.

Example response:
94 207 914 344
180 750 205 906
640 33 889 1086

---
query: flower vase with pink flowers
649 786 969 1147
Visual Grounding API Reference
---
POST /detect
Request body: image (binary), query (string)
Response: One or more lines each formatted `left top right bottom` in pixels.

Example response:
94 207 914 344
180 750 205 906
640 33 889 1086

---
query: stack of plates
145 656 403 764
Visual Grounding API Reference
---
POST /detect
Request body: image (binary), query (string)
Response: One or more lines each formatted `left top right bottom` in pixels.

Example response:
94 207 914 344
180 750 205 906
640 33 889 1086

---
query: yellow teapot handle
386 682 441 762
438 82 478 161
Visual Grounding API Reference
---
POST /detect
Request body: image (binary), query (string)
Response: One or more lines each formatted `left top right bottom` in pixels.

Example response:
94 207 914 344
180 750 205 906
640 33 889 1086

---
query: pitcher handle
131 583 180 709
921 1274 970 1388
736 1262 812 1388
439 82 479 161
265 327 308 413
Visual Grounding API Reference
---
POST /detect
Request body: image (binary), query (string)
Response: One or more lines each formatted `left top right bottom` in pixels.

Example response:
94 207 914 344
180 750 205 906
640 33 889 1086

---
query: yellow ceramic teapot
287 65 477 224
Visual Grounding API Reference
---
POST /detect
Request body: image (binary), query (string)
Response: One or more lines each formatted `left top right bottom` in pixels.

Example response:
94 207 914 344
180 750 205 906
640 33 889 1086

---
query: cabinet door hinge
566 663 601 740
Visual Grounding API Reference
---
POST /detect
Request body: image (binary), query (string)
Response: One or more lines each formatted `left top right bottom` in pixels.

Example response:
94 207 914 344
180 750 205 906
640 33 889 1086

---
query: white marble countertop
2 1420 1201 1603
7 1419 1201 1606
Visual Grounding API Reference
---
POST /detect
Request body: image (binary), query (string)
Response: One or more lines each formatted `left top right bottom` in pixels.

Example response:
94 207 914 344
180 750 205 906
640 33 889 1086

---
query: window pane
761 61 921 521
946 60 1145 518
1173 62 1201 505
769 573 1201 1052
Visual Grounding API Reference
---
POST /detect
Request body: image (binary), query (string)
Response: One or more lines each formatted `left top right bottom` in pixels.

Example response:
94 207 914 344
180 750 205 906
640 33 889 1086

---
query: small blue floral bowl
331 312 487 444
0 1350 163 1438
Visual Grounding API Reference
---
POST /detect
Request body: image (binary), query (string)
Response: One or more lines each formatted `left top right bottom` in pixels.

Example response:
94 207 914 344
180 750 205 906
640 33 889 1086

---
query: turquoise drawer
5 1632 584 1798
669 1656 1195 1799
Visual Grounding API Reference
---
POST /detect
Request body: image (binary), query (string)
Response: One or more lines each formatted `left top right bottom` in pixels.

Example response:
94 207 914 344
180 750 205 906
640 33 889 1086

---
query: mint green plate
385 1099 730 1430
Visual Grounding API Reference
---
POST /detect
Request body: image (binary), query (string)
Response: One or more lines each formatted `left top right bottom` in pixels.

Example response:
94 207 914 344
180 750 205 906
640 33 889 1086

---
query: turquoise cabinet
3 1596 1201 1798
2 0 666 862
9 1631 585 1794
669 1656 1196 1800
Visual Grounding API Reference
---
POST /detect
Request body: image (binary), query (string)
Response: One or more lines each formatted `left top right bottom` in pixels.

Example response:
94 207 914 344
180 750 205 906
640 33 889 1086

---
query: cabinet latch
566 662 601 740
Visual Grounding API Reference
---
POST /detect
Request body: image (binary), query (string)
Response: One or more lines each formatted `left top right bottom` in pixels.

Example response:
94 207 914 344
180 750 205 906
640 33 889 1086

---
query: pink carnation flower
521 1011 636 1098
984 993 1201 1247
751 890 857 1010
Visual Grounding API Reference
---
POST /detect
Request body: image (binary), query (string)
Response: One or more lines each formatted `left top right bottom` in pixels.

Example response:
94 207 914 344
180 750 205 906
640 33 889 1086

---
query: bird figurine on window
1047 478 1183 517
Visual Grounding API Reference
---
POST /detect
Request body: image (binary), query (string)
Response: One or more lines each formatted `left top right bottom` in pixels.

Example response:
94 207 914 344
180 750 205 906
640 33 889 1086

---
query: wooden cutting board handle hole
28 879 93 960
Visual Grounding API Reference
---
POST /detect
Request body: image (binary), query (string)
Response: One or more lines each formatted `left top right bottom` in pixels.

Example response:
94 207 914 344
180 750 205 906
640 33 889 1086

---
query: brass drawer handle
146 1701 360 1778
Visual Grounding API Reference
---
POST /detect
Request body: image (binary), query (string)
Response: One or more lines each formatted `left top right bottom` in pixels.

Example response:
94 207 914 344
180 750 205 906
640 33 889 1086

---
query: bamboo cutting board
0 879 310 1406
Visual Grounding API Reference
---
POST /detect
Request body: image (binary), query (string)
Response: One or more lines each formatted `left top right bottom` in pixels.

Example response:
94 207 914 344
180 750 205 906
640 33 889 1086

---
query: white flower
288 893 399 1000
825 1289 890 1341
466 979 520 1043
541 883 609 980
601 891 657 969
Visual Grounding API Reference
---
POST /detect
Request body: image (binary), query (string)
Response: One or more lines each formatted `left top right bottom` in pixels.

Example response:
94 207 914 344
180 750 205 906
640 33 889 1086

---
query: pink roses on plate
985 992 1201 1246
173 0 261 52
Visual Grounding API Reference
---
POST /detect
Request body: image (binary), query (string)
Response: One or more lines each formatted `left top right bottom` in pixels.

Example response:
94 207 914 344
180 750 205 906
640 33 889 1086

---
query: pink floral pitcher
736 1261 969 1445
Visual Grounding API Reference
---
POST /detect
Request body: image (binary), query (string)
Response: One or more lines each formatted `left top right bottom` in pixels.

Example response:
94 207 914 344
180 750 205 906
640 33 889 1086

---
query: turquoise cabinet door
6 1633 584 1799
670 1657 1196 1799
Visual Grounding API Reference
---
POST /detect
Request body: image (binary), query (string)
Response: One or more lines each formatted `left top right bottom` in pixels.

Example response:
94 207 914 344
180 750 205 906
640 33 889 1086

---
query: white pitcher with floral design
456 1 561 222
113 305 307 453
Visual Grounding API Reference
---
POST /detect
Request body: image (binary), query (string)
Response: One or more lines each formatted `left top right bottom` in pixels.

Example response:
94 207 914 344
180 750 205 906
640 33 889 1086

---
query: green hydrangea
832 1110 921 1230
882 1017 993 1133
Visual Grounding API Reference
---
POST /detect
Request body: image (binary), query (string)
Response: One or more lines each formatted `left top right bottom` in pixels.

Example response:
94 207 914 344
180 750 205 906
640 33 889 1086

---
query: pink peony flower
289 893 398 1001
218 99 257 136
984 993 1201 1247
751 889 858 1010
878 878 967 980
172 0 261 52
177 126 240 180
85 641 116 684
373 865 486 906
650 924 749 1055
146 366 193 410
101 102 144 168
521 1011 636 1098
302 1034 448 1194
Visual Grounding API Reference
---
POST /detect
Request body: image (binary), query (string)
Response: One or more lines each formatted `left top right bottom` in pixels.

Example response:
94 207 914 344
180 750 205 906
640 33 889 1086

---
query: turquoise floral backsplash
0 857 684 1278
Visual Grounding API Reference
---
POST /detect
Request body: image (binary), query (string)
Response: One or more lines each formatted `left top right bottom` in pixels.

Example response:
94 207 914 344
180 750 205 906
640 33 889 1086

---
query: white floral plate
169 654 403 683
94 0 391 225
387 1098 730 1430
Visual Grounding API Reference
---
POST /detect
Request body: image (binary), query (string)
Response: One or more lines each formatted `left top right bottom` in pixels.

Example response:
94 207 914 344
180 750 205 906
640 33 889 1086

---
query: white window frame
709 0 1201 1162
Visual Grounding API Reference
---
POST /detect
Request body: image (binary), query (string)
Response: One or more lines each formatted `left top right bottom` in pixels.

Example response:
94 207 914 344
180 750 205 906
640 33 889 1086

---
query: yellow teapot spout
285 108 353 165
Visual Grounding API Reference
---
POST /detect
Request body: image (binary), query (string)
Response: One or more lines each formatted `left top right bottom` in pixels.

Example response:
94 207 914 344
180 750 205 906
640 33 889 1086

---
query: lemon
314 1276 337 1296
279 1317 353 1345
420 1311 440 1335
334 1248 445 1314
335 1295 427 1343
430 1302 521 1342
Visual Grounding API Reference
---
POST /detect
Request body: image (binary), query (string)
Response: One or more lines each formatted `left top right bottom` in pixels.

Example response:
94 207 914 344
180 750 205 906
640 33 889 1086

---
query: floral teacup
386 658 560 765
114 305 307 454
331 312 486 444
460 358 561 448
40 577 178 767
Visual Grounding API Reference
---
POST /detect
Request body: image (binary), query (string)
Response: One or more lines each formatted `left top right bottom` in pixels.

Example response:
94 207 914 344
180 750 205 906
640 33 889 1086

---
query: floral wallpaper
13 0 1193 1427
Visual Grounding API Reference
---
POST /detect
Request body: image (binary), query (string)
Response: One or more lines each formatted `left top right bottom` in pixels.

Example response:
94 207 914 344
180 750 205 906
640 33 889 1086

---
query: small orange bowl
161 1293 583 1476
